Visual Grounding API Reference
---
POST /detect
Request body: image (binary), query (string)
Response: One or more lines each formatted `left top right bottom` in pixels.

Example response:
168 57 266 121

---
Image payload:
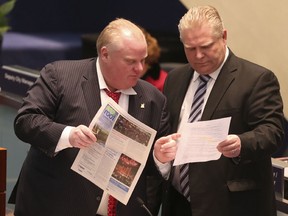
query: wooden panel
0 148 7 216
0 148 6 192
0 192 5 216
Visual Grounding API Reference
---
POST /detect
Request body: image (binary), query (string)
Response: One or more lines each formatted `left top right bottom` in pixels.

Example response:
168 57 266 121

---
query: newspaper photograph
71 97 156 205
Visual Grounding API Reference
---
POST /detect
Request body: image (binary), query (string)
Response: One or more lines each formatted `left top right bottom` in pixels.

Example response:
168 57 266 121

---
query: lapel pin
141 103 145 109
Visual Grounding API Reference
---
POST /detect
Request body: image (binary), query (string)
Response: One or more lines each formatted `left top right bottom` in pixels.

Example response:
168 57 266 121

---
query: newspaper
71 97 156 205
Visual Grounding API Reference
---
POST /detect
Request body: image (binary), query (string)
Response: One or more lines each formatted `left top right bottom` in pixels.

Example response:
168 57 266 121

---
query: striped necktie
179 74 211 201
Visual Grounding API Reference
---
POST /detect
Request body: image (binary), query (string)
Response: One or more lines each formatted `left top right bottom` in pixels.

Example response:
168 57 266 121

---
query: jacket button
96 196 101 201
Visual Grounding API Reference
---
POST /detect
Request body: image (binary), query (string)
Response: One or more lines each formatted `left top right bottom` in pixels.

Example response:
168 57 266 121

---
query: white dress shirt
154 47 229 193
55 57 136 215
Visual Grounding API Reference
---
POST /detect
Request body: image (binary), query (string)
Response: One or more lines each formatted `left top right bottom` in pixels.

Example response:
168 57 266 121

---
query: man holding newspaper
10 18 172 216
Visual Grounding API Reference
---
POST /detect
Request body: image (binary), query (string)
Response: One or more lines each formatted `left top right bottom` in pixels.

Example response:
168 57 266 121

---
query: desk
0 148 7 216
277 200 288 215
2 32 82 70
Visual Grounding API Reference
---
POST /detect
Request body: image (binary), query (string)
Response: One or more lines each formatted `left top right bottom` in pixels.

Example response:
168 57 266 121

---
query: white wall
180 0 288 117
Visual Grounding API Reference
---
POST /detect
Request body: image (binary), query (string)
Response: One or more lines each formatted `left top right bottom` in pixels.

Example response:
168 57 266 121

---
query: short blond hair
96 18 145 54
178 5 224 40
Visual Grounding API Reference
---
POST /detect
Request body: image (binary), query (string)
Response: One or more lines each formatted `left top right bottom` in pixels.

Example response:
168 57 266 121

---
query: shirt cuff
55 126 74 153
153 151 172 180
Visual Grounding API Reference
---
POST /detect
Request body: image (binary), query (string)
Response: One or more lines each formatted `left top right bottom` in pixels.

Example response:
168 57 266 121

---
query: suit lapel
202 52 238 120
127 83 144 120
175 67 194 112
171 66 194 132
81 59 102 120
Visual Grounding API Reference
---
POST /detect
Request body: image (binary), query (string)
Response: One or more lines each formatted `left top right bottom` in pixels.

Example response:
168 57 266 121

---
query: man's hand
154 133 181 163
69 125 97 148
217 134 241 158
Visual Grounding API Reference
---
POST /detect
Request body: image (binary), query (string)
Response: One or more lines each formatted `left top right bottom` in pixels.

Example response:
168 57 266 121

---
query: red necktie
104 88 121 104
108 195 117 216
104 88 120 216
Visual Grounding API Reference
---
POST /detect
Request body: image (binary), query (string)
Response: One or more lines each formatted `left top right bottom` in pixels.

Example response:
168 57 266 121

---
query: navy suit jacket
161 50 284 216
10 58 170 216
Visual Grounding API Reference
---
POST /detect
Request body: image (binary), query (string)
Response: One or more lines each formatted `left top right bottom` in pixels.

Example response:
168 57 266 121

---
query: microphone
136 196 153 216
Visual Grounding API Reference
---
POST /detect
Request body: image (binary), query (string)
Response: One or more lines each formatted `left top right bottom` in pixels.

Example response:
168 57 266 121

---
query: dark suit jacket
10 58 170 216
161 50 284 216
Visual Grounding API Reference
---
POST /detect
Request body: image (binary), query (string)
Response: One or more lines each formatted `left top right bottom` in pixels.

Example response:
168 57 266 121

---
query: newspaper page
71 97 156 205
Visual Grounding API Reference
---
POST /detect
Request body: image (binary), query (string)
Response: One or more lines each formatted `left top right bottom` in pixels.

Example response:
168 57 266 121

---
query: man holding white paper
10 18 170 216
173 117 231 166
153 5 285 216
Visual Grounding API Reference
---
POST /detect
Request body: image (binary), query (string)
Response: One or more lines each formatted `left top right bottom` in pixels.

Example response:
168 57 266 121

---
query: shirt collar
96 58 137 95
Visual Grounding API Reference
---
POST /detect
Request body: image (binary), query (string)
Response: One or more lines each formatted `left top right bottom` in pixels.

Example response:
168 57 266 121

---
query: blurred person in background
140 27 168 92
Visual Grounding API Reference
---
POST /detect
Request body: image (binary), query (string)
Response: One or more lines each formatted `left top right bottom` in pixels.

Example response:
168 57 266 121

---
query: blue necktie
179 74 211 201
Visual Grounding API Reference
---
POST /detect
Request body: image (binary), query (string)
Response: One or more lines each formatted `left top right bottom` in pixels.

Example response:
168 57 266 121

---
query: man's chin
121 81 138 90
194 66 211 74
130 79 139 86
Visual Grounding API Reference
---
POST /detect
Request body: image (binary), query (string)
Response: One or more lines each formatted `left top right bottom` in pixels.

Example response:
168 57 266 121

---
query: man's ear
222 29 227 41
100 46 109 61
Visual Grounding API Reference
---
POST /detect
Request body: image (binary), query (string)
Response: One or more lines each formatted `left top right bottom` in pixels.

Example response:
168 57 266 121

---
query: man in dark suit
10 18 169 216
154 5 285 216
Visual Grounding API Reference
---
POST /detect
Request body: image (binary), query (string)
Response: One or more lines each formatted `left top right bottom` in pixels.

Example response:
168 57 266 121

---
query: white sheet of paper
173 117 231 166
